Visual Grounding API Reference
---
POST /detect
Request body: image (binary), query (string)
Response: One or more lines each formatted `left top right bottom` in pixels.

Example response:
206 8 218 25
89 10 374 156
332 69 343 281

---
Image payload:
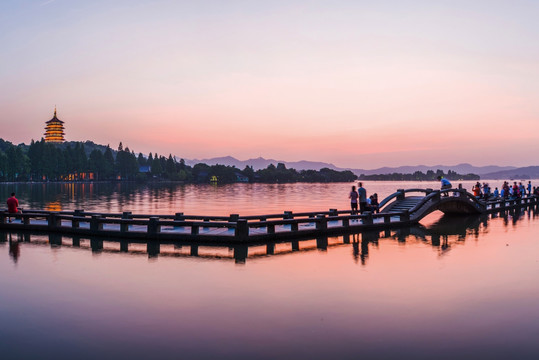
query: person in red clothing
6 192 21 223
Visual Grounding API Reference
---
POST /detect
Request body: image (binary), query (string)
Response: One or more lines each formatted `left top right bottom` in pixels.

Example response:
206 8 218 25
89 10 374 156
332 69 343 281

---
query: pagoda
44 107 65 143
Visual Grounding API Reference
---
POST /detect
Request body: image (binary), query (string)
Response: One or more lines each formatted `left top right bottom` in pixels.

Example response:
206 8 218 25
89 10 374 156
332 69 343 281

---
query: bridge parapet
379 188 432 210
380 187 485 219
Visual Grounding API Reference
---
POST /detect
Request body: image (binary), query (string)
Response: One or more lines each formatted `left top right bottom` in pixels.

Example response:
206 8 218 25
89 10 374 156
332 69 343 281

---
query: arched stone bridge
378 188 485 222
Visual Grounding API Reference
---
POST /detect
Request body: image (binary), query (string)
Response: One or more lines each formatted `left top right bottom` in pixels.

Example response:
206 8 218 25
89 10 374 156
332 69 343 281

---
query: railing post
72 216 82 229
397 189 405 201
203 218 210 229
72 211 83 228
229 214 239 222
284 211 294 219
400 210 410 222
235 219 249 240
90 215 103 232
291 221 299 232
121 212 132 232
267 223 275 234
316 214 327 231
148 217 161 235
0 213 5 224
362 211 373 225
384 214 391 224
342 218 350 227
191 224 200 235
329 208 338 216
120 220 129 232
48 213 61 229
175 212 184 221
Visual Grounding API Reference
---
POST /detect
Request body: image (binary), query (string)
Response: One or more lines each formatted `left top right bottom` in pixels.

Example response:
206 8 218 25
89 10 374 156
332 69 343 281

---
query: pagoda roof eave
46 118 64 124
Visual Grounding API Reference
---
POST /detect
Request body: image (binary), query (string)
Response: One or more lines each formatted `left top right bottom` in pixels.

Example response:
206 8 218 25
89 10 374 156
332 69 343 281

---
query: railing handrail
403 189 485 218
378 188 434 210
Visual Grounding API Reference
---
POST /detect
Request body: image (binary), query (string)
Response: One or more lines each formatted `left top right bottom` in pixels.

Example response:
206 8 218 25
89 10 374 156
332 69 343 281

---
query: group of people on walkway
349 183 379 214
434 177 539 201
348 178 539 215
473 180 539 200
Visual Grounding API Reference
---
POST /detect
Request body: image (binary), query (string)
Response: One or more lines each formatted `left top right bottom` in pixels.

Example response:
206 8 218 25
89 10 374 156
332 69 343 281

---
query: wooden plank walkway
1 188 538 243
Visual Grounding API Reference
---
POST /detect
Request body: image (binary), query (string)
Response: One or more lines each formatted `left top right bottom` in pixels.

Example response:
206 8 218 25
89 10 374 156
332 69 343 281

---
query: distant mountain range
353 164 517 176
481 166 539 180
184 156 342 172
183 156 527 178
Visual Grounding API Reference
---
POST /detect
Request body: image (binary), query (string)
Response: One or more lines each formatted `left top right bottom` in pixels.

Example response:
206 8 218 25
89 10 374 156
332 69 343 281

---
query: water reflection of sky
1 210 538 359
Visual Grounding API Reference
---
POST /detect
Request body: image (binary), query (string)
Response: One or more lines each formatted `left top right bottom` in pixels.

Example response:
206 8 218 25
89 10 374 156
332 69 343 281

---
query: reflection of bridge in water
3 203 537 264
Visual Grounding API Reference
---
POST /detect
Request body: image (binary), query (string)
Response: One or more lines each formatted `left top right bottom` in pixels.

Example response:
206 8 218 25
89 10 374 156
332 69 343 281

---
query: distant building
139 165 152 173
235 172 249 182
44 107 65 143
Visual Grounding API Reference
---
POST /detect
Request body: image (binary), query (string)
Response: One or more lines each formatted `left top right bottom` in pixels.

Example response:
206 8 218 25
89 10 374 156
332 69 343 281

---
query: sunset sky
1 0 538 169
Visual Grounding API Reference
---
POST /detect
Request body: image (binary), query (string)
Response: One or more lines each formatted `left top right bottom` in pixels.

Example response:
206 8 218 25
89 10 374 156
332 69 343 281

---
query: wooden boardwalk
1 188 538 243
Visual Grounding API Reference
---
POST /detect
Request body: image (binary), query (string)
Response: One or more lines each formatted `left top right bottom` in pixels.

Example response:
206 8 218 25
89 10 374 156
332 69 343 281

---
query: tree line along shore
0 138 480 184
0 138 357 184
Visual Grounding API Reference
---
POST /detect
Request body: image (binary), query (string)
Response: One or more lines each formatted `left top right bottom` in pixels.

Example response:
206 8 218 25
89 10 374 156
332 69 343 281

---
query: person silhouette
437 176 452 196
6 192 21 223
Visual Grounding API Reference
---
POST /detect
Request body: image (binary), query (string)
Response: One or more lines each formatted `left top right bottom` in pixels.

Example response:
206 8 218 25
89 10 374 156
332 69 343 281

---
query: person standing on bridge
6 192 21 223
513 182 520 199
357 182 367 213
502 181 510 199
437 176 452 196
519 182 526 198
349 186 359 215
472 182 482 199
528 181 532 196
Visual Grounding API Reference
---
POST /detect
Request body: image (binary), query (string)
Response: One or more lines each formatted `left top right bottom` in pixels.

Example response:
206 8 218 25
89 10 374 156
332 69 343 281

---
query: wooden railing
1 191 538 242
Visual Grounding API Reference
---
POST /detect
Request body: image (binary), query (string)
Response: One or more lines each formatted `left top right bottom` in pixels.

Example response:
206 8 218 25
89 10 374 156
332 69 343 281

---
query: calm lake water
1 181 538 359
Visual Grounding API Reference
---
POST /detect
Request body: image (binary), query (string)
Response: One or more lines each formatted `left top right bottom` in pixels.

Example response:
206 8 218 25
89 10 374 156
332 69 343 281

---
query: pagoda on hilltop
44 107 65 143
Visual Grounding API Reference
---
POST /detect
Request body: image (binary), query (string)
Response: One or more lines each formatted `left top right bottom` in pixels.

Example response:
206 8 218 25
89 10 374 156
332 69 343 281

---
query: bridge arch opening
418 210 444 226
